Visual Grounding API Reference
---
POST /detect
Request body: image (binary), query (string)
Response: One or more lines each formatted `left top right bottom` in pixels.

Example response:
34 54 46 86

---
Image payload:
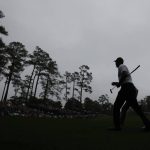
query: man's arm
112 71 128 88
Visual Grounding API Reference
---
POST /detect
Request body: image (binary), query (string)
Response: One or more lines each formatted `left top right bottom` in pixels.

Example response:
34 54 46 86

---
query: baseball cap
114 57 124 63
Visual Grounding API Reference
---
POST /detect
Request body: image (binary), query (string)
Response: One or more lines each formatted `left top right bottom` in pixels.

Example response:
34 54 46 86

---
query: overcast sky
1 0 150 102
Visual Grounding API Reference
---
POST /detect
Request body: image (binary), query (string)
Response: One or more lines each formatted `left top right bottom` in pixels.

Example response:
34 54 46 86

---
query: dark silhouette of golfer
111 57 150 131
120 90 138 126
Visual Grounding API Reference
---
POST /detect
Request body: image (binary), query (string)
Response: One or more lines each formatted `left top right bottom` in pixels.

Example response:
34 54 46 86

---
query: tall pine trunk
14 90 17 97
34 71 40 98
80 85 83 103
65 76 68 101
79 74 84 103
44 76 49 100
1 78 8 101
30 74 36 98
3 71 13 102
72 80 75 98
26 66 35 100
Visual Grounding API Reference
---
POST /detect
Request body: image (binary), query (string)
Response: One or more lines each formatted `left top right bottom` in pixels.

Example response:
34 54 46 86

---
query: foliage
84 97 101 113
61 71 72 101
71 72 80 98
64 97 83 111
0 10 8 36
0 10 8 78
3 42 28 101
76 65 93 102
140 96 150 112
40 59 60 100
98 94 113 114
27 97 62 110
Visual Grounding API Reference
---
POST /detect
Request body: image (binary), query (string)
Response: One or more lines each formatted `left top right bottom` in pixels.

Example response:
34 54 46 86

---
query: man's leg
129 98 150 128
120 86 138 127
126 84 150 129
113 90 126 129
120 102 130 126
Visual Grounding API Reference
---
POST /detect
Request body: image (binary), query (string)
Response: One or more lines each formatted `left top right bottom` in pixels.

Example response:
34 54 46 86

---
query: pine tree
77 65 93 103
3 42 28 101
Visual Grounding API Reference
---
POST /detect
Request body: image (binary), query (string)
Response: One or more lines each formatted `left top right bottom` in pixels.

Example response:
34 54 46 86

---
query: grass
0 114 150 150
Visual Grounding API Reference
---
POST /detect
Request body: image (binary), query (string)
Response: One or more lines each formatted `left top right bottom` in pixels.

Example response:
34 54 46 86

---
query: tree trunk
30 74 36 98
80 85 83 103
65 76 68 101
3 71 13 102
80 74 84 103
26 66 35 100
14 89 18 97
34 71 40 98
1 78 8 101
72 80 75 98
44 76 49 100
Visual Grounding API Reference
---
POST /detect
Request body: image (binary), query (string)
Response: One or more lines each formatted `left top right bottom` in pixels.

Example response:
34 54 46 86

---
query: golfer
111 57 150 131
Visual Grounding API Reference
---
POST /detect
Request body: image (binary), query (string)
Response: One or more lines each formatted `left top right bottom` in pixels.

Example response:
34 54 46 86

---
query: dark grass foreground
0 115 150 150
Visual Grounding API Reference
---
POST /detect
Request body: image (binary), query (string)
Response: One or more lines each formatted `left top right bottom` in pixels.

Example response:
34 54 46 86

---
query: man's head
114 57 124 68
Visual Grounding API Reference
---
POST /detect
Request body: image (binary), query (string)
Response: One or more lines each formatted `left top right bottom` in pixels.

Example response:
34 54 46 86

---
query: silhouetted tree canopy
3 42 28 101
84 97 101 113
76 65 93 103
0 10 8 77
64 97 82 111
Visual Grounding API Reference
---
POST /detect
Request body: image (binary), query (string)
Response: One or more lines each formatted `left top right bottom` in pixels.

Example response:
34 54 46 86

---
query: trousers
113 83 149 128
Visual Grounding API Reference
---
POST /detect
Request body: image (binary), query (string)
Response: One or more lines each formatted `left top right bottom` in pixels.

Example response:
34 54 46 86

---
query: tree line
0 10 95 104
1 10 150 117
1 10 112 116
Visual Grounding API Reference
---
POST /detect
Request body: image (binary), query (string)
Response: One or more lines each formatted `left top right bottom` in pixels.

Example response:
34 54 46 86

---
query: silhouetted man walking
111 57 150 131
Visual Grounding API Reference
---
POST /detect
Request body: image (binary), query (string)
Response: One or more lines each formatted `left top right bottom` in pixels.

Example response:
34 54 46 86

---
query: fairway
0 115 150 150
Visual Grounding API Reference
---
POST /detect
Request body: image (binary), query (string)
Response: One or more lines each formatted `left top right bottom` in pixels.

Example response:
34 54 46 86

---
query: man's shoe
141 126 150 132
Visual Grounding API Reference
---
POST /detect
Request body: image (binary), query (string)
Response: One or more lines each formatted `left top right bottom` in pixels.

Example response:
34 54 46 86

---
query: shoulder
118 64 128 72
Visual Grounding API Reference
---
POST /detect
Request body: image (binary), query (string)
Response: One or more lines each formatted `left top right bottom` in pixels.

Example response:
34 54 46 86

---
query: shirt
118 64 132 85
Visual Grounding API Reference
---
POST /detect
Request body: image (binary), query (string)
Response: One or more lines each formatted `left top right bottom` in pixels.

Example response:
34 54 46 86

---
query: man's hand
111 82 120 88
111 82 118 86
